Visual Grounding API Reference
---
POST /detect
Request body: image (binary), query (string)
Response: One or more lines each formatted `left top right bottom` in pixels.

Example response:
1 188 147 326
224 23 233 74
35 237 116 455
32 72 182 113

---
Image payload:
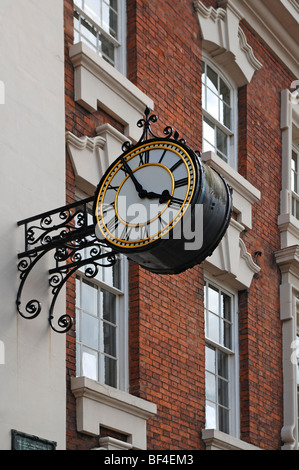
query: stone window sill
71 376 157 450
202 429 261 450
69 42 154 142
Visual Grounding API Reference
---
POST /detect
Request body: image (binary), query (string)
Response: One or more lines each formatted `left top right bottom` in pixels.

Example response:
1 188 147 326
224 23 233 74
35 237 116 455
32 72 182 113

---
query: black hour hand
146 190 172 204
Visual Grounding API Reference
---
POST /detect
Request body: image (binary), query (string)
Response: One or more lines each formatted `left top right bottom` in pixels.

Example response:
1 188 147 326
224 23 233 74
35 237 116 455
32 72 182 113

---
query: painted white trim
66 125 128 195
275 246 299 449
202 428 261 450
71 376 157 449
204 277 240 438
232 0 299 77
202 56 239 170
194 0 262 86
201 151 261 230
93 436 133 450
279 90 299 247
69 42 154 142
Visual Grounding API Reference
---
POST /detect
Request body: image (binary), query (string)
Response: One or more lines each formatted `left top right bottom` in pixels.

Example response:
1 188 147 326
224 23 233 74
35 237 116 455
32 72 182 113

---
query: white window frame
74 194 129 392
202 56 238 170
73 0 126 75
291 145 299 219
204 277 240 438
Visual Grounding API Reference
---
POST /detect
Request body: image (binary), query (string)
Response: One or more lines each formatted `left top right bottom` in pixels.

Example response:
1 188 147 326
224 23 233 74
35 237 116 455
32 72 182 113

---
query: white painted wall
0 0 66 450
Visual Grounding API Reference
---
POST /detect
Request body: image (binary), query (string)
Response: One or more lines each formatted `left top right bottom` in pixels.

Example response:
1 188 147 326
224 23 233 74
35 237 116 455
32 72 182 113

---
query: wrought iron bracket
16 107 200 333
16 197 117 333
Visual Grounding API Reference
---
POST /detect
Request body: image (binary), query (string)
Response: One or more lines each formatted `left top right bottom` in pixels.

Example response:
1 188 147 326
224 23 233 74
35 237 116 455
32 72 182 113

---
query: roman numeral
106 215 119 233
158 215 168 229
139 224 149 239
169 197 184 209
120 225 133 241
170 159 184 172
102 202 115 216
158 149 167 164
107 183 119 192
139 150 150 165
174 177 188 188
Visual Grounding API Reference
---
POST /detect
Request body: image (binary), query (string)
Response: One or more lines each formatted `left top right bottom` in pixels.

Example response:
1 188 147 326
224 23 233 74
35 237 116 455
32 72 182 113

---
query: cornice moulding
65 131 105 152
234 0 299 77
194 0 262 86
275 245 299 276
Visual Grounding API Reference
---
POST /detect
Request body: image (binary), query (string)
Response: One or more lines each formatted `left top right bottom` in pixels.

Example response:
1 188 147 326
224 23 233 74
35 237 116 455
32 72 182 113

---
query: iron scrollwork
121 106 200 154
17 197 117 333
16 108 199 333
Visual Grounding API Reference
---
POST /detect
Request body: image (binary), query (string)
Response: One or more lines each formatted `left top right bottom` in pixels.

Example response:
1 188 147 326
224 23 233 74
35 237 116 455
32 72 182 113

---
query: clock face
94 140 198 251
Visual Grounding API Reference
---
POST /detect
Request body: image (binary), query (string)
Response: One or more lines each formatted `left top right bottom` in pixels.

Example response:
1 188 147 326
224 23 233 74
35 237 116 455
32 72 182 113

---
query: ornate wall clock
93 108 232 275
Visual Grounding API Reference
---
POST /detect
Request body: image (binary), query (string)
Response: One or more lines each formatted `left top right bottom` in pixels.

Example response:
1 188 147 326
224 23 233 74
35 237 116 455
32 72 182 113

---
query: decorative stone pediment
194 0 262 86
66 124 128 195
204 218 260 290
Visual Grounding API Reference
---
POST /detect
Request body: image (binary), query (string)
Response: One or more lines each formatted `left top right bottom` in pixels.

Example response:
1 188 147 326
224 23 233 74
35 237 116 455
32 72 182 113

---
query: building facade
0 0 299 451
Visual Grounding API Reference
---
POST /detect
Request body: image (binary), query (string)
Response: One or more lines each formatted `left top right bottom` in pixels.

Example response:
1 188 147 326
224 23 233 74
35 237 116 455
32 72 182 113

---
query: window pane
105 356 117 387
100 34 115 65
206 371 216 402
85 0 101 17
102 4 118 37
76 277 80 307
207 284 219 313
221 292 231 321
219 406 229 434
217 350 229 379
82 348 98 380
216 127 228 157
206 401 217 429
218 378 229 407
81 17 97 47
203 117 215 149
206 345 216 373
221 102 231 129
104 322 116 356
207 311 220 343
207 65 218 93
220 78 230 105
224 321 232 349
292 151 298 193
81 279 98 314
102 289 116 323
206 88 219 120
82 312 98 349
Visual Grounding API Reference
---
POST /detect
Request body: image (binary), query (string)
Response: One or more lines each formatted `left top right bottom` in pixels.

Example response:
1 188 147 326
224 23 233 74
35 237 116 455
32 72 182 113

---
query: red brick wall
126 0 206 450
64 0 295 451
237 20 294 449
64 0 124 450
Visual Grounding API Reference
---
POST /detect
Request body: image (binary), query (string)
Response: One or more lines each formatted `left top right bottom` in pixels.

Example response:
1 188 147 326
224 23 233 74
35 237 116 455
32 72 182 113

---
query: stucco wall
0 0 66 450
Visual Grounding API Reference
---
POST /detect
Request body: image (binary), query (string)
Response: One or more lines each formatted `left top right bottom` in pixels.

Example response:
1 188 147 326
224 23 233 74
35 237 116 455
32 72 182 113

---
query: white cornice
194 0 262 85
232 0 299 77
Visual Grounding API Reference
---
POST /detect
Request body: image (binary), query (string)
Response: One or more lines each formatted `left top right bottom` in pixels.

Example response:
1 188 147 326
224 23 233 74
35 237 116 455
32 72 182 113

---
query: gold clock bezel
94 140 197 250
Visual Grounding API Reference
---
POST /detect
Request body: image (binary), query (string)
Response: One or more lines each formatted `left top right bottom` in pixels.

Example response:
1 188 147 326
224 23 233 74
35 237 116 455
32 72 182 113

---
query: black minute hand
120 157 147 198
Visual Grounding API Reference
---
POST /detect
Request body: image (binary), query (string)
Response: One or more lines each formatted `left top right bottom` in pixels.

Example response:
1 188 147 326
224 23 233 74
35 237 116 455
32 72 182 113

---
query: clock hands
121 157 172 204
146 190 172 204
120 157 147 198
